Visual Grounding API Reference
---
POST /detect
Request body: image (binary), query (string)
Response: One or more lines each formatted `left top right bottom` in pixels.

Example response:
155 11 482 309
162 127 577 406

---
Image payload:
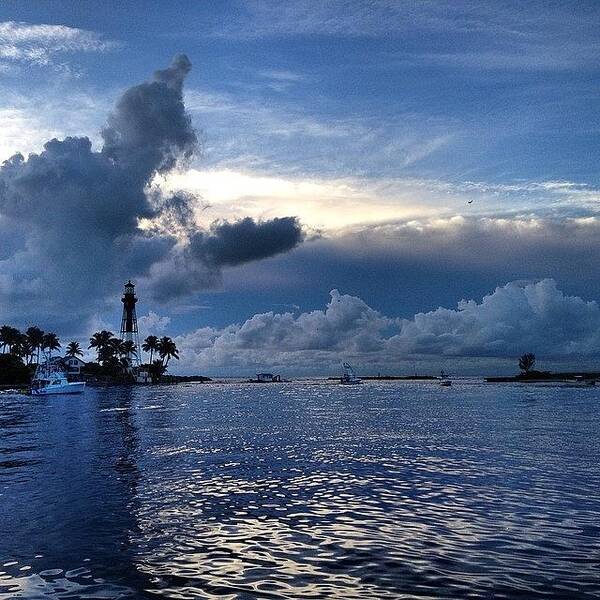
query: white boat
341 362 362 385
569 376 596 387
31 358 85 396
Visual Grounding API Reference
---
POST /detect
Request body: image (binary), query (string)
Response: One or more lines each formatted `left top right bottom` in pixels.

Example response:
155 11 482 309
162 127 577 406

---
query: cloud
214 2 600 71
0 56 305 330
213 0 475 38
0 21 119 72
102 54 196 176
215 214 600 343
137 311 171 334
182 87 458 178
175 279 600 375
257 69 306 92
0 88 112 162
190 217 304 267
147 216 304 302
175 288 392 372
160 166 600 234
163 168 600 232
392 279 600 358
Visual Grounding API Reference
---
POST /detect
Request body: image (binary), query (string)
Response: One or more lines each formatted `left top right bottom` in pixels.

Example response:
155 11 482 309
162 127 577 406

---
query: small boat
31 358 85 396
569 376 596 387
439 370 452 386
341 362 362 385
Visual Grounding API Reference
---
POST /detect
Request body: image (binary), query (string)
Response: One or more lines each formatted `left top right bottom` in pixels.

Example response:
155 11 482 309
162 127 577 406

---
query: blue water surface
1 380 599 599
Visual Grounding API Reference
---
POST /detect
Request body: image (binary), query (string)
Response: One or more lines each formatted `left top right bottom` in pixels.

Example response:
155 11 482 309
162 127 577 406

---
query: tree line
0 324 179 384
88 331 179 381
0 325 64 363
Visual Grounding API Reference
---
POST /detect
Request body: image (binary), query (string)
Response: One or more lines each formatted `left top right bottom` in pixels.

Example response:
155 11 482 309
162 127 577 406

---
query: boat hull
31 383 85 396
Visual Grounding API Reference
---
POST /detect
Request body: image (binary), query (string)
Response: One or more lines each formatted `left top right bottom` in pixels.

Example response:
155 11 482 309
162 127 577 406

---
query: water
1 380 600 599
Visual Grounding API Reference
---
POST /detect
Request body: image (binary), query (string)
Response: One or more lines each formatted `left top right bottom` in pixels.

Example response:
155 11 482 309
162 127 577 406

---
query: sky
0 0 599 376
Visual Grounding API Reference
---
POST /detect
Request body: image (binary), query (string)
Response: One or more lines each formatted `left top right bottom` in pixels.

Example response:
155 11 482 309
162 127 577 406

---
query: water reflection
0 387 153 598
1 381 600 598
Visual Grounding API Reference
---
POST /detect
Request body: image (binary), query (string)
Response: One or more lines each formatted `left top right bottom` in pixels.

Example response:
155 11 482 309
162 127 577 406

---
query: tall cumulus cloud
0 55 304 328
174 279 600 375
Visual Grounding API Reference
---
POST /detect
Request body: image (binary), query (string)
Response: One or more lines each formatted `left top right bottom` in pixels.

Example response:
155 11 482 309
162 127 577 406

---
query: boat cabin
256 373 281 383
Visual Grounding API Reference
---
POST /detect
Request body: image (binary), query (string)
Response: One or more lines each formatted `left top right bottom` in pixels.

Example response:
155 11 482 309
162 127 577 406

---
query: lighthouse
120 280 141 368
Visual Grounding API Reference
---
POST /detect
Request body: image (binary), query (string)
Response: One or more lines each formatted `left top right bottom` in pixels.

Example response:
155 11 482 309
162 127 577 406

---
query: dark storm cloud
0 55 305 329
190 217 305 266
146 217 305 302
102 54 196 177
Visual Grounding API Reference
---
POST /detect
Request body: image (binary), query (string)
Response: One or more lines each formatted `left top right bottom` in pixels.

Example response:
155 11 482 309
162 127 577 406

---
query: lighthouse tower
120 280 141 368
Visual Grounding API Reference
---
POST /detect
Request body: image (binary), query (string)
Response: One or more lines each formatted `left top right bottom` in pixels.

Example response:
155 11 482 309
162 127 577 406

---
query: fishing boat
341 362 362 385
30 357 85 396
439 370 452 386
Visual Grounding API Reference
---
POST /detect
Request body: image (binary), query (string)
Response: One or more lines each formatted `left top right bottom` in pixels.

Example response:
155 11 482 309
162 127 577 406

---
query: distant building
256 373 281 383
49 356 86 375
63 356 86 375
136 369 150 384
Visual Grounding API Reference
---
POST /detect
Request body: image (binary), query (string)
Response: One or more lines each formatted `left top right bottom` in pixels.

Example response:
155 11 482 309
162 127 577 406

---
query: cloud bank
0 55 304 330
175 279 600 375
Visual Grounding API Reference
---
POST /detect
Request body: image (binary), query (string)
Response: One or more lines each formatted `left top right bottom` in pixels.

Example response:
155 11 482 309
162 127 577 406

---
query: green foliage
1 324 61 365
81 361 102 376
0 325 21 354
519 353 536 373
157 336 179 367
0 354 31 385
1 322 182 386
88 331 142 380
26 326 45 364
42 332 61 357
66 341 83 358
140 336 179 382
142 335 159 364
148 359 167 383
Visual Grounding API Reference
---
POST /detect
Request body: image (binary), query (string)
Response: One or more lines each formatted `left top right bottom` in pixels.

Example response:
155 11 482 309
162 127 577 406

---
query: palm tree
157 336 179 368
13 333 34 363
110 336 125 355
149 359 167 383
118 340 137 377
519 353 536 374
26 326 45 364
142 335 159 365
0 325 12 353
0 325 21 354
97 335 122 365
0 325 10 353
42 332 61 359
89 330 115 362
119 340 137 358
66 341 83 358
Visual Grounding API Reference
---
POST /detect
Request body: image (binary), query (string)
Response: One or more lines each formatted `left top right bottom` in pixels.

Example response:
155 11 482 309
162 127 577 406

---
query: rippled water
1 380 600 599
